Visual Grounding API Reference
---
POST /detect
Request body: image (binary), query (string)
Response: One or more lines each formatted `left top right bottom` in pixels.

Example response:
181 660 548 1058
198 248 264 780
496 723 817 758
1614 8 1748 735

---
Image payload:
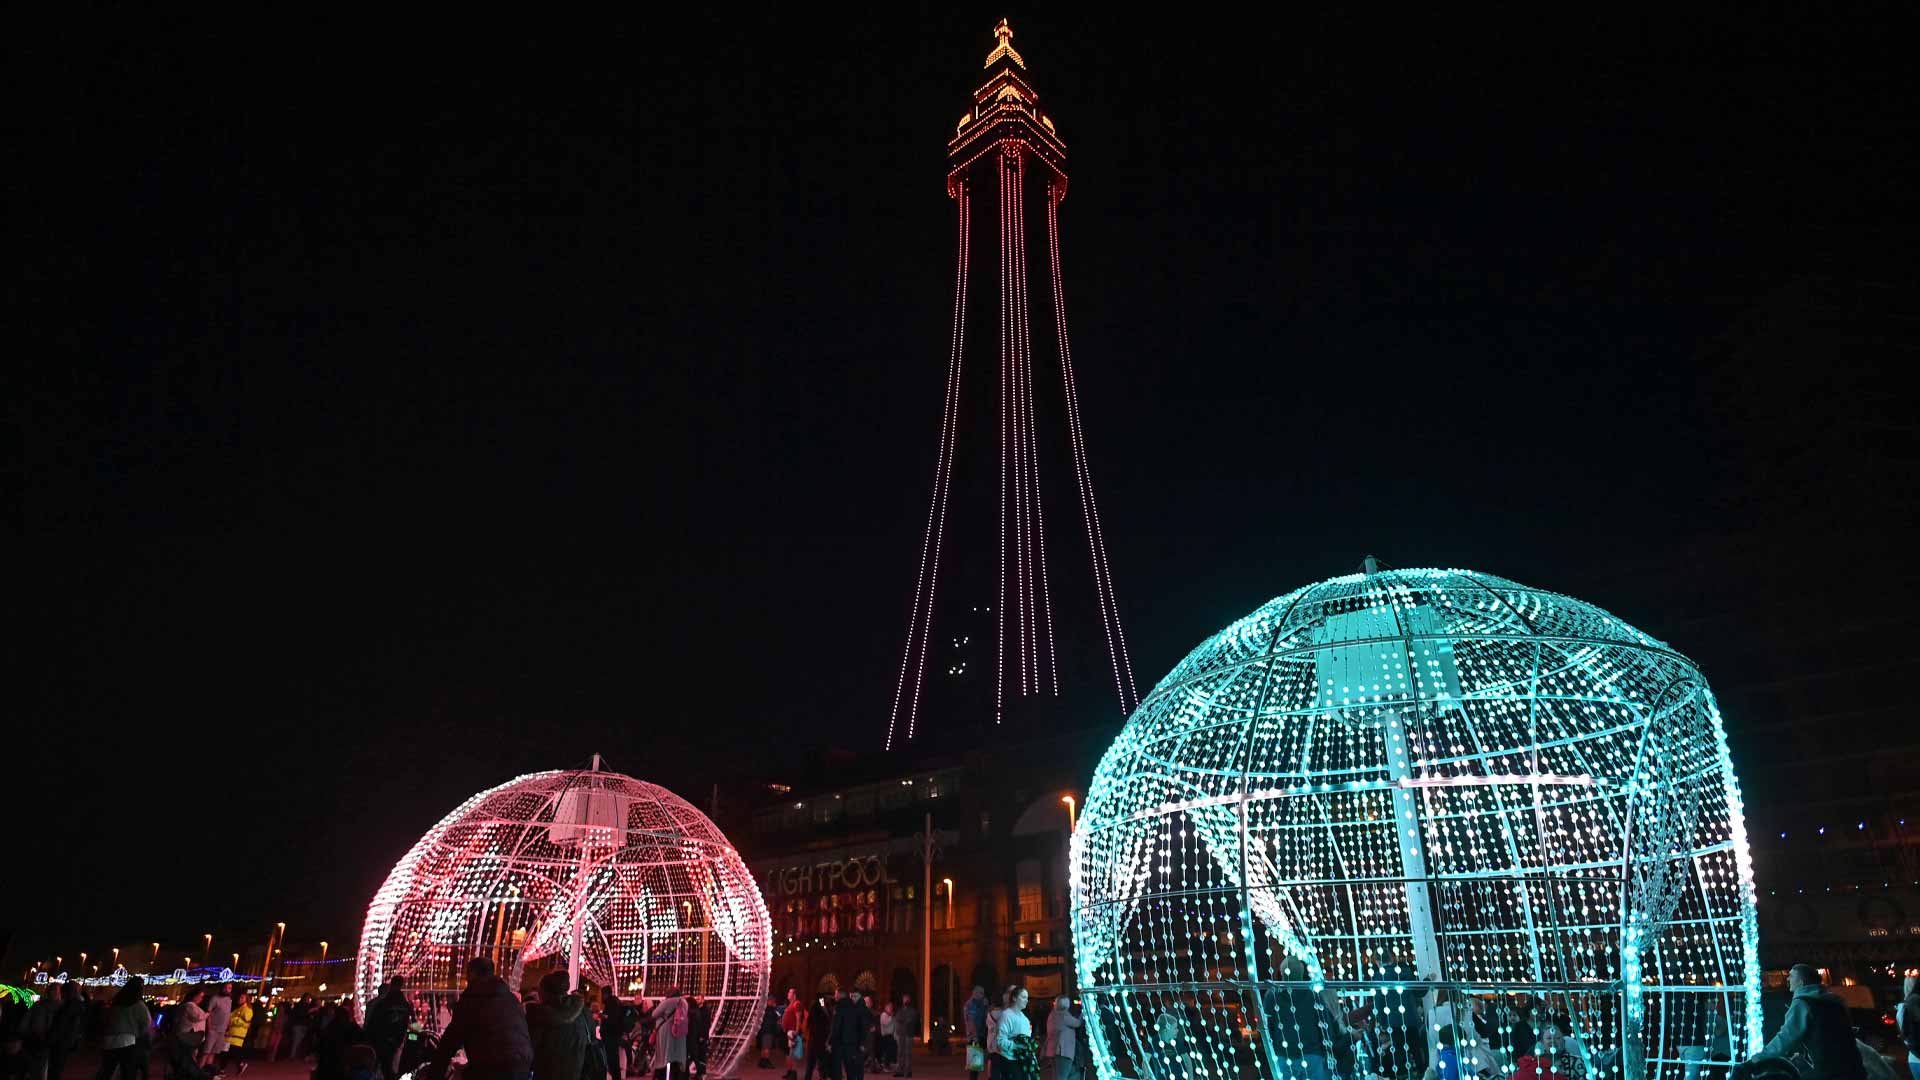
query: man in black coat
365 977 415 1080
829 993 872 1080
423 958 534 1080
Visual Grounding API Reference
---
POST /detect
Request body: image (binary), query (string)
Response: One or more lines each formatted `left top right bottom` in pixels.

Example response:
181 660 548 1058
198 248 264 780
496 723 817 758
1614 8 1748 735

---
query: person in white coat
1043 997 1082 1080
650 991 688 1079
995 988 1034 1080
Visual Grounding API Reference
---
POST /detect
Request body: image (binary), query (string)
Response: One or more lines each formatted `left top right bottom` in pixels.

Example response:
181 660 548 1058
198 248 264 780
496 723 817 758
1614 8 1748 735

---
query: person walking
759 995 784 1070
828 991 871 1080
221 994 255 1077
23 981 58 1080
601 992 633 1080
1043 997 1081 1080
648 991 689 1080
1899 973 1920 1080
780 991 805 1080
803 996 834 1080
167 991 209 1080
286 997 313 1062
963 988 988 1080
364 978 415 1080
891 997 917 1079
992 988 1034 1080
1754 964 1866 1080
875 1004 895 1072
528 973 596 1080
686 996 710 1078
200 989 232 1073
95 980 153 1080
45 985 85 1080
422 958 533 1080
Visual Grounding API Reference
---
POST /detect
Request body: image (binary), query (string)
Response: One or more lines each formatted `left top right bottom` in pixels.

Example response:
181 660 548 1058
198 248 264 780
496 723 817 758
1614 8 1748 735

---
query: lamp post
150 942 160 967
320 941 330 964
79 953 87 972
203 934 212 963
1061 794 1076 833
941 878 954 930
112 948 120 968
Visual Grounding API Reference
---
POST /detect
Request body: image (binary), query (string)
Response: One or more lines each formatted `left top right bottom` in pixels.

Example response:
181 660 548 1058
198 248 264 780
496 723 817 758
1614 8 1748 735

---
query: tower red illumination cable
888 21 1136 747
886 186 971 752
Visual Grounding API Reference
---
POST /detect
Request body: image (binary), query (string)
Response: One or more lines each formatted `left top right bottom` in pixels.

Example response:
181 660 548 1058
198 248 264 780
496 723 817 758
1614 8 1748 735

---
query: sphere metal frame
1071 568 1760 1080
356 766 771 1077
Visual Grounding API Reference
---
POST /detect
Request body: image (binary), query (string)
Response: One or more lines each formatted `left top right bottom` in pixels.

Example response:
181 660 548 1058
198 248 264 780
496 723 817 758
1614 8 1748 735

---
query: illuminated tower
886 20 1137 749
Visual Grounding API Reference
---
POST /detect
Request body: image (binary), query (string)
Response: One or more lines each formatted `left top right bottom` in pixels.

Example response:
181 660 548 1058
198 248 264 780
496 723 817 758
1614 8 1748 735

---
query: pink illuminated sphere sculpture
356 764 771 1075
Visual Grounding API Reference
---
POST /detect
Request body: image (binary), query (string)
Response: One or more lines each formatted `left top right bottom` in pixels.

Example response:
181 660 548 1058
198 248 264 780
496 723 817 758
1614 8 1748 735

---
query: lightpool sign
764 852 892 896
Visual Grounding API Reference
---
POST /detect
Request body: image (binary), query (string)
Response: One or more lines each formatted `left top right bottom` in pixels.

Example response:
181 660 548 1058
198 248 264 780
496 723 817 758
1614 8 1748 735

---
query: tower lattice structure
886 20 1137 750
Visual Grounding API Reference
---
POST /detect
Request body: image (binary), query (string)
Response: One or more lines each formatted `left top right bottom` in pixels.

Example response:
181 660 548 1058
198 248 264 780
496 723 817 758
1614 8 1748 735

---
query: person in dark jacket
600 993 631 1080
1753 964 1866 1080
828 994 871 1080
310 1004 362 1080
803 996 835 1080
423 958 533 1080
528 973 595 1080
1896 973 1918 1080
364 979 415 1080
46 985 87 1080
684 997 709 1078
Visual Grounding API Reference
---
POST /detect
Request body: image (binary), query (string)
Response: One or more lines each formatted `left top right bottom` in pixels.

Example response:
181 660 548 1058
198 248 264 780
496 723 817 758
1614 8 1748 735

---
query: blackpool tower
886 20 1137 750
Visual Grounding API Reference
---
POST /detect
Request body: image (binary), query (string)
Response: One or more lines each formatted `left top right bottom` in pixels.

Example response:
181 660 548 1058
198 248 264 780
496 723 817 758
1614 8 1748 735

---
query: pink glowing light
356 767 770 1077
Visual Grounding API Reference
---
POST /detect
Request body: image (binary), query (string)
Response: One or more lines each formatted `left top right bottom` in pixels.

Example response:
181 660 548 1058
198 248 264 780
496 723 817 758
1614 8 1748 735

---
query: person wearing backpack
648 991 688 1080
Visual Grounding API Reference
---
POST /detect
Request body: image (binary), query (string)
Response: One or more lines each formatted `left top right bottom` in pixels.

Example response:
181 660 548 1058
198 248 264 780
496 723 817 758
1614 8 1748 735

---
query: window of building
1016 858 1044 922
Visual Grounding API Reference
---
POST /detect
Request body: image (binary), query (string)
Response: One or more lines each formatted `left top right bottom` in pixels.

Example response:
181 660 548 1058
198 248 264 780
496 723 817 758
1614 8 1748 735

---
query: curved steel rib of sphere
1069 568 1759 1080
357 768 771 1077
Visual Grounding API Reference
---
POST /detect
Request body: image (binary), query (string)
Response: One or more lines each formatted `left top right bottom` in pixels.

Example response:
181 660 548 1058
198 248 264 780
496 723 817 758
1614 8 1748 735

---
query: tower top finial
985 17 1025 69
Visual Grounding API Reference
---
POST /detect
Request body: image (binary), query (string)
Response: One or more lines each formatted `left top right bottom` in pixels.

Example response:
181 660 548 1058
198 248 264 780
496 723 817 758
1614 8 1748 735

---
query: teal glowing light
1070 567 1760 1080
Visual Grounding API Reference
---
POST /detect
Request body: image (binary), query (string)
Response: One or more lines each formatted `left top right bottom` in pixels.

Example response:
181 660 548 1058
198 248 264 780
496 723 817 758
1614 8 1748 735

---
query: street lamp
232 953 240 970
320 941 329 963
150 942 160 966
112 947 120 967
203 934 213 962
1061 794 1076 832
79 953 87 971
941 878 954 929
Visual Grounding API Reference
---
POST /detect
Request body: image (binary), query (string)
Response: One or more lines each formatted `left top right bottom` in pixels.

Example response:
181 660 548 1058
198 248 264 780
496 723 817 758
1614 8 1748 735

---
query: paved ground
62 1046 982 1080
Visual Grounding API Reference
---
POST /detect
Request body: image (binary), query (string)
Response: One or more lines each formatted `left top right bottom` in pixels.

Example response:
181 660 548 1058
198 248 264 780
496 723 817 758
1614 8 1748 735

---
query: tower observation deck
886 20 1137 749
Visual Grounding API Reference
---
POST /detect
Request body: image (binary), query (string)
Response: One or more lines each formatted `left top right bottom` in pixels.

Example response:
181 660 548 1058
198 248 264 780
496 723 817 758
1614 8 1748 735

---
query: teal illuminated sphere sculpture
1070 567 1759 1080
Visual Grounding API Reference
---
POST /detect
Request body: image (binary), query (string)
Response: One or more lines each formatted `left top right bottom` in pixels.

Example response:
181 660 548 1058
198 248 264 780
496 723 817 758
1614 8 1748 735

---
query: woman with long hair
96 979 152 1080
993 987 1035 1080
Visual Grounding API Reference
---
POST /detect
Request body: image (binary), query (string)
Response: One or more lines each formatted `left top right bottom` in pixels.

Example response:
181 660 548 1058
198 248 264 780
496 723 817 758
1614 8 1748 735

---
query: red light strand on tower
1045 189 1138 715
1016 155 1058 695
886 186 972 751
995 148 1012 725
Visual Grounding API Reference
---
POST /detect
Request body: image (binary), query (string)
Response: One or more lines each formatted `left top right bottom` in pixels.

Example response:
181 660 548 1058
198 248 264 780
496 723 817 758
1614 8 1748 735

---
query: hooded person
649 990 689 1079
424 957 533 1080
528 972 597 1080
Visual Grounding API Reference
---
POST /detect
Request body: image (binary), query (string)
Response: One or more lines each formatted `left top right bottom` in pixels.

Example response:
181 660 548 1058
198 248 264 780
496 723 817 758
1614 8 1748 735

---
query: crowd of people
756 985 918 1080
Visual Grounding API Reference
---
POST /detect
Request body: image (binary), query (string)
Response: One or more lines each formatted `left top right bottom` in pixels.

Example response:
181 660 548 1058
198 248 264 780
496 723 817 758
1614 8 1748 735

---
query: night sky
10 9 1915 963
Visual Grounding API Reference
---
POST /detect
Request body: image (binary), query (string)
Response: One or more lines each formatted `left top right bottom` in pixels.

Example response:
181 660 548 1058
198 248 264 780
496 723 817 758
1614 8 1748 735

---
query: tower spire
985 17 1025 69
885 22 1136 751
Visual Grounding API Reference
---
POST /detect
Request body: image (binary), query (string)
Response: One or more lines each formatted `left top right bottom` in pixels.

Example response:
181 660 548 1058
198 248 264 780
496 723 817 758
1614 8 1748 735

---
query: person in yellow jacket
221 997 256 1076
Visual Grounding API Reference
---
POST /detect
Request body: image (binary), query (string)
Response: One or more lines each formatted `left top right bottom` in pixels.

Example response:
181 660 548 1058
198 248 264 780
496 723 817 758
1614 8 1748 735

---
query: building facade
728 731 1103 1041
